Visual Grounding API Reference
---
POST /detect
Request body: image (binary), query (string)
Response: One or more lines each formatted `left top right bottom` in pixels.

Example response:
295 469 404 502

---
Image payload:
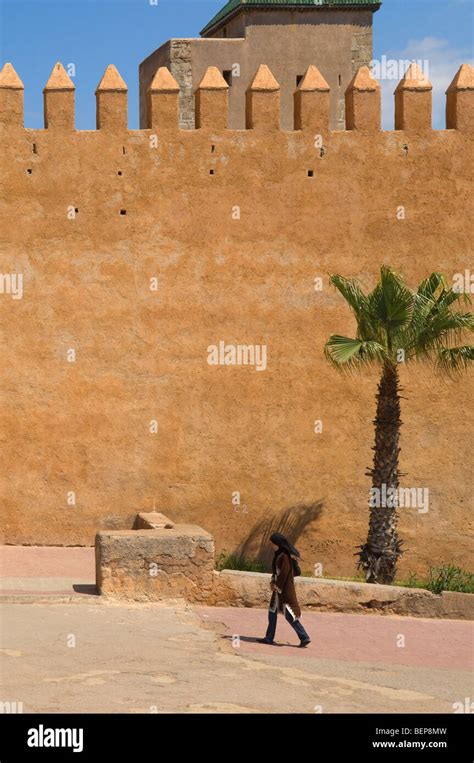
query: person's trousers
265 606 310 643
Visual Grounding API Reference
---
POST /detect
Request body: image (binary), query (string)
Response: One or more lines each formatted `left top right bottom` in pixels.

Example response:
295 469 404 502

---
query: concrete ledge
211 570 474 620
95 527 214 602
94 520 473 620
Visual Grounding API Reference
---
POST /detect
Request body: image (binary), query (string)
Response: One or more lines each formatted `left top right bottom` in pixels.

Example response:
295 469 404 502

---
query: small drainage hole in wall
74 208 79 214
307 169 314 177
26 168 32 175
118 171 123 176
120 209 127 215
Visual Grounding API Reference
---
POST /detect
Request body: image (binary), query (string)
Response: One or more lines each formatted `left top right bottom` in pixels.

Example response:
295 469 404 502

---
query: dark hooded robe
269 532 302 620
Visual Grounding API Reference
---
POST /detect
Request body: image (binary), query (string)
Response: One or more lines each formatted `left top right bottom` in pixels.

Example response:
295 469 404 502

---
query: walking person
258 532 311 647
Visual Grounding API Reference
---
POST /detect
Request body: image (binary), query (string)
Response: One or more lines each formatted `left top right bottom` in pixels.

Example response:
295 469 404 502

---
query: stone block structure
96 524 215 602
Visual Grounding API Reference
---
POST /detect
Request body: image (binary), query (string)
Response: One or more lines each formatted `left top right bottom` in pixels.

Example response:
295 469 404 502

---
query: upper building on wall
139 0 382 131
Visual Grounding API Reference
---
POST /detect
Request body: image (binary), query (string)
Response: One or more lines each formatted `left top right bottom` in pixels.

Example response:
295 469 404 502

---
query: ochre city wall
0 61 473 577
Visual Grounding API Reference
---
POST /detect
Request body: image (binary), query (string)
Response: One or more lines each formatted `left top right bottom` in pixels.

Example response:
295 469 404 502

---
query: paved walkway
0 546 472 713
0 545 95 597
197 606 473 670
1 600 472 714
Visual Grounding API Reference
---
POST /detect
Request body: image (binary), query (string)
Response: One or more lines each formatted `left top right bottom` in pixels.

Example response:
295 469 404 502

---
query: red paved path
197 606 473 670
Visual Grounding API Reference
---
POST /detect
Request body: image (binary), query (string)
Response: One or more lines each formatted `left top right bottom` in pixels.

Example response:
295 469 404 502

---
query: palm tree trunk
357 362 403 584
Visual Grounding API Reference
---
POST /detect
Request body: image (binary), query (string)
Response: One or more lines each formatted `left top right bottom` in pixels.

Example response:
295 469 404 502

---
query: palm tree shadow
233 500 324 570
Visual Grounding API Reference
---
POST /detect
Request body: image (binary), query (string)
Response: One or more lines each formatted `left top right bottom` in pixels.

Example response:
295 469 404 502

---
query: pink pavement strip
0 545 95 578
0 545 96 596
196 605 474 671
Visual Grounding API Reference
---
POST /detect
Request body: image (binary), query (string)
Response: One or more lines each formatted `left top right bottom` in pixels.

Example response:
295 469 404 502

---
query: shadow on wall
233 500 324 569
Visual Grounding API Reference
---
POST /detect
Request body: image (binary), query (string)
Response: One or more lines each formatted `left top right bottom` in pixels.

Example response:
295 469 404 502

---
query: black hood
270 532 301 558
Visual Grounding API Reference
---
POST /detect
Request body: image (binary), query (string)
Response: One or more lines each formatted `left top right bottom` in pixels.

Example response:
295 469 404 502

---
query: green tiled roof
201 0 381 36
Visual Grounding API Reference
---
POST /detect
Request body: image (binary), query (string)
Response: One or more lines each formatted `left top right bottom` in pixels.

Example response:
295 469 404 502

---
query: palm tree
324 267 473 585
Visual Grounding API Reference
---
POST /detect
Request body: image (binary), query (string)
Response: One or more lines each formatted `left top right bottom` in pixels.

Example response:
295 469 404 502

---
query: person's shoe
257 637 274 645
298 638 311 648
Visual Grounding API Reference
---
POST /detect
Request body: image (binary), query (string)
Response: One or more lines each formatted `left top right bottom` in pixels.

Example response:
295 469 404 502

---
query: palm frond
329 273 383 343
415 311 474 356
329 275 368 316
325 268 474 378
435 288 471 311
436 345 474 374
379 266 415 329
417 272 447 300
324 335 387 370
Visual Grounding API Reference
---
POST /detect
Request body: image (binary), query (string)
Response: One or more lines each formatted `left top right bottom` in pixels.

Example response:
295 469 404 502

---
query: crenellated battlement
1 60 473 134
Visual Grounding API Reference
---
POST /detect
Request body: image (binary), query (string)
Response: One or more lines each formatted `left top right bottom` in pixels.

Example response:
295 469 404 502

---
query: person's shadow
221 635 289 647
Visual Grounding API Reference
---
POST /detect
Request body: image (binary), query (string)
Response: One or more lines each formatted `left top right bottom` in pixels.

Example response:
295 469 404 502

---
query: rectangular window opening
308 170 314 177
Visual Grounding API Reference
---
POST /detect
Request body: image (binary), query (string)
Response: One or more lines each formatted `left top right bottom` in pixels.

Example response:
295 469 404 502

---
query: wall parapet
1 61 473 134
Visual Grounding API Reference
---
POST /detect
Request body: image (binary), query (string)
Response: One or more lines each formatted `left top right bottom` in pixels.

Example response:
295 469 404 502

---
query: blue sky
0 0 472 129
